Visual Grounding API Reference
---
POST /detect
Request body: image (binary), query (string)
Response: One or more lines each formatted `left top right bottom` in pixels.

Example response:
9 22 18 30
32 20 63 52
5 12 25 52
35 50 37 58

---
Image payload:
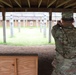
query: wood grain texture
18 57 37 75
0 59 15 75
0 56 38 75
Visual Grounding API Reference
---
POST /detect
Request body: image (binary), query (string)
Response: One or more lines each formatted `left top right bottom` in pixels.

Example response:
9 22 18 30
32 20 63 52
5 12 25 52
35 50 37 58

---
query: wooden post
2 8 6 43
49 9 52 43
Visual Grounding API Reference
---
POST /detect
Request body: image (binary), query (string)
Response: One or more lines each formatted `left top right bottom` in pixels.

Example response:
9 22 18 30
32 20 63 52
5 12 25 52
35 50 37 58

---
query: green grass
0 27 55 46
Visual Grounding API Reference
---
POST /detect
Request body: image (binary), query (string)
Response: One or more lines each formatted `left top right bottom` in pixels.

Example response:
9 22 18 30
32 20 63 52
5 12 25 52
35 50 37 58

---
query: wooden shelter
0 0 76 12
0 0 76 75
0 0 76 43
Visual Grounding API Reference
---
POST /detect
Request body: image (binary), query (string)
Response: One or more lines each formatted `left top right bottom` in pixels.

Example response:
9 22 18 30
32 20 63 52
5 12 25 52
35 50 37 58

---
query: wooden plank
0 4 3 7
14 0 21 7
65 2 76 8
0 58 15 75
18 57 38 75
15 58 18 75
27 0 30 7
56 0 71 8
47 0 56 8
0 0 13 7
36 56 38 75
0 56 38 58
0 56 38 75
38 0 42 8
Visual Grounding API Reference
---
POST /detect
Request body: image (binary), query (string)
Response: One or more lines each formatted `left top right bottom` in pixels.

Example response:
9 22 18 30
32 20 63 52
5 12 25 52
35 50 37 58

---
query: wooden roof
0 0 76 12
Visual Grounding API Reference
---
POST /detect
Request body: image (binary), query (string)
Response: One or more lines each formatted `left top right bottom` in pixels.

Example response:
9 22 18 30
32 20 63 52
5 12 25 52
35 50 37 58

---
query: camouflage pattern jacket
51 24 76 75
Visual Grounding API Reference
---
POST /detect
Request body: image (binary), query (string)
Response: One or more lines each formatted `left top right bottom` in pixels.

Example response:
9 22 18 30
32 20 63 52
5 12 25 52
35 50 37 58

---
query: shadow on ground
39 57 54 75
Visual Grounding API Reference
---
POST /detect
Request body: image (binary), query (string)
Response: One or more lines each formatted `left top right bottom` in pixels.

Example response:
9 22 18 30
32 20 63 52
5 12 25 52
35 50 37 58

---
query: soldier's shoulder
52 25 60 29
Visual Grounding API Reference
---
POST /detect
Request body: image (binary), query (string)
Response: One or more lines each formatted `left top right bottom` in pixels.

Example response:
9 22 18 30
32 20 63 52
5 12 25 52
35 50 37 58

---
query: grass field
0 27 55 46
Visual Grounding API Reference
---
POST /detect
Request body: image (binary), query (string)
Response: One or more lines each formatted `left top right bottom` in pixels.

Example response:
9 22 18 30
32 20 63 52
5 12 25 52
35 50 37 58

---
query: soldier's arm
51 25 60 39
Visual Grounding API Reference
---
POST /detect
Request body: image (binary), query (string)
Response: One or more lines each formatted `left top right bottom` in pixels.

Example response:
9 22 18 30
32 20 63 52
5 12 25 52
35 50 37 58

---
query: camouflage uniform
51 12 76 75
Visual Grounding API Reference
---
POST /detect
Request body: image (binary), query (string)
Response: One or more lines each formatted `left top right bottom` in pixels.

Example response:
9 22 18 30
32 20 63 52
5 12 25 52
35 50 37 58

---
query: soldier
51 11 76 75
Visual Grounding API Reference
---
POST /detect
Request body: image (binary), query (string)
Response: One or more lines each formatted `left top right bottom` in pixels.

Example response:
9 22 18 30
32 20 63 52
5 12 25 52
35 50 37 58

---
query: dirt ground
0 45 55 75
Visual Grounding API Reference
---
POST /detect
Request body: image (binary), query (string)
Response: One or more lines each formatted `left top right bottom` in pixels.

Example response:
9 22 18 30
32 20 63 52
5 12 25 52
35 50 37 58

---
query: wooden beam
38 0 42 8
15 58 18 75
56 0 71 8
0 8 76 12
56 0 59 6
27 0 30 8
3 8 50 12
47 0 56 8
14 0 21 7
0 0 13 7
65 2 76 8
0 4 3 7
73 6 76 9
9 0 13 6
9 0 12 4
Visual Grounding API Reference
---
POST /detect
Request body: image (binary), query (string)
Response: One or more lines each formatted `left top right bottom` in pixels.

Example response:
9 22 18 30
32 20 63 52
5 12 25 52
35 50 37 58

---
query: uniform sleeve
51 25 59 39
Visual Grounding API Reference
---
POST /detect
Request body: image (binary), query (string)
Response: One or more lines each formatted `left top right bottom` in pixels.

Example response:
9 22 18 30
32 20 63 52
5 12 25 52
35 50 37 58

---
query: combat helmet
62 11 74 21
